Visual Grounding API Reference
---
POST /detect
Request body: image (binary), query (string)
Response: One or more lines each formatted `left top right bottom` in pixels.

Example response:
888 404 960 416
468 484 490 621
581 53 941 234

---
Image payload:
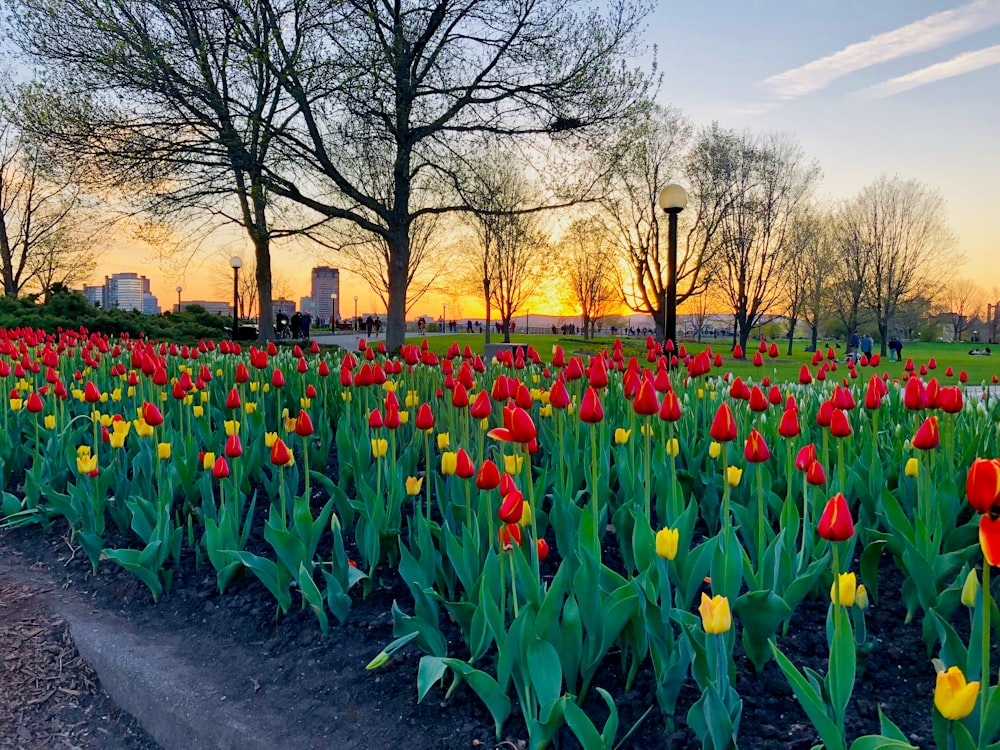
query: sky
97 0 1000 318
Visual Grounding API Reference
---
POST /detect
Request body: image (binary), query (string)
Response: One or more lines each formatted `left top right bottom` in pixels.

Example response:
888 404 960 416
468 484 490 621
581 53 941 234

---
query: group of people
275 311 312 339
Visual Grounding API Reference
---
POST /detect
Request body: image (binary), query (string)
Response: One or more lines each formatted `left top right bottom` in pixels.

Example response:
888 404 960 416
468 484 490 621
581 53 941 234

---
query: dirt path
0 567 158 750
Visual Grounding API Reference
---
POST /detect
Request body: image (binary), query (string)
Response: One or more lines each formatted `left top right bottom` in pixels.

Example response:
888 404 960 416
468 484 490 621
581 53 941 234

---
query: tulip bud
536 538 550 562
855 584 869 611
708 441 721 459
656 527 679 560
904 457 919 478
441 451 458 476
817 493 854 541
666 438 679 457
962 569 979 608
405 476 423 496
726 466 743 487
370 438 388 459
698 593 731 634
830 571 856 607
614 428 631 445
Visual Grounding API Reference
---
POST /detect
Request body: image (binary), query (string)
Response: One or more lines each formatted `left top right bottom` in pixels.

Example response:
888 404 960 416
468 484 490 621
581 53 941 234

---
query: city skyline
89 1 999 319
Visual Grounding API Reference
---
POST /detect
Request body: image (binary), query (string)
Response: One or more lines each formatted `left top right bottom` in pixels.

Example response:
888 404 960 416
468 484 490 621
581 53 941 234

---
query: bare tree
328 213 445 316
838 175 957 356
0 114 95 297
942 278 984 342
212 0 654 350
781 206 837 355
461 158 552 344
558 217 617 338
714 131 821 354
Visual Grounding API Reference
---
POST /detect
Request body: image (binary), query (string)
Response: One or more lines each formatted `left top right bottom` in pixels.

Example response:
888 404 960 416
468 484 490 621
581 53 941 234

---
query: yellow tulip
726 466 743 487
398 410 409 425
905 457 919 478
127 386 136 398
405 391 419 408
202 452 216 470
215 368 223 377
640 424 654 438
111 388 122 402
100 414 114 428
299 398 310 409
371 438 388 458
109 432 127 450
91 410 101 423
614 428 631 445
504 454 523 475
9 398 22 411
265 432 278 448
382 381 397 392
934 666 979 720
538 404 552 418
183 395 193 406
263 383 271 393
855 584 869 611
538 391 550 405
519 502 533 528
284 417 296 432
405 476 423 495
43 414 56 430
697 388 704 399
567 403 576 416
480 418 489 431
76 454 98 474
437 432 450 450
76 445 91 458
830 571 857 607
112 420 130 435
341 390 352 402
245 402 257 414
200 391 209 403
698 593 731 634
656 527 679 560
224 420 240 436
157 443 171 460
133 419 154 438
158 391 167 401
666 438 679 457
192 405 205 418
250 381 259 393
709 441 721 459
962 569 980 608
100 392 108 403
441 451 458 476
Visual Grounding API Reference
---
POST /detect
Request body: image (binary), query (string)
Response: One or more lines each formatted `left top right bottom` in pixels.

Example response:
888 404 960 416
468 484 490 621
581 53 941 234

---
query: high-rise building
310 266 340 321
104 273 145 311
81 285 103 308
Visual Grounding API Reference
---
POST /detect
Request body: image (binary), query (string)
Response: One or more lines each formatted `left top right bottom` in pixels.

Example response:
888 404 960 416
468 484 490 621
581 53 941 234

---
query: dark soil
0 508 937 750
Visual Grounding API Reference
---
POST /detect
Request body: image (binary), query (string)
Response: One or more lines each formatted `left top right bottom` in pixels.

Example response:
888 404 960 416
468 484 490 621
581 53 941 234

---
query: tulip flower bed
2 327 1000 749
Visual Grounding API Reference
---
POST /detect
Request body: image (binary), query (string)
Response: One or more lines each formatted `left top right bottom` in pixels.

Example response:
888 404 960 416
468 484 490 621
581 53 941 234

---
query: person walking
861 334 873 359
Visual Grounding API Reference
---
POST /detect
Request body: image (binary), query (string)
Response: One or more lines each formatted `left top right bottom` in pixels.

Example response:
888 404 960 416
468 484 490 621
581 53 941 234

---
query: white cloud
762 0 1000 99
864 45 1000 96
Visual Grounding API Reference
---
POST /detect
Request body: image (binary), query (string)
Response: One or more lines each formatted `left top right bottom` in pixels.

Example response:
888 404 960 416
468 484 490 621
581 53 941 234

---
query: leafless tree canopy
557 217 617 338
835 175 957 354
942 278 985 342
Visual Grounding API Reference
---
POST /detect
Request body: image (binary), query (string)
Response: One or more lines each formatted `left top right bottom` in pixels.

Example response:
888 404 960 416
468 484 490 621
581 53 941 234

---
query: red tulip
911 416 939 450
817 493 854 541
752 351 764 367
709 402 738 442
806 460 826 486
498 523 522 551
452 383 470 409
84 382 101 403
549 378 571 410
744 428 770 463
658 390 681 422
981 515 1000 566
795 444 817 472
816 400 833 427
829 408 852 438
488 406 537 443
142 401 164 426
415 403 434 431
579 386 604 424
588 357 608 389
270 438 292 466
271 368 286 388
966 458 1000 514
733 344 744 359
903 377 926 410
225 433 243 458
959 371 968 383
537 538 550 562
476 459 501 490
26 392 43 413
778 408 800 438
225 388 241 409
748 386 768 413
632 379 659 416
212 456 230 479
455 449 476 479
498 490 524 523
235 363 250 383
798 365 812 385
295 410 314 437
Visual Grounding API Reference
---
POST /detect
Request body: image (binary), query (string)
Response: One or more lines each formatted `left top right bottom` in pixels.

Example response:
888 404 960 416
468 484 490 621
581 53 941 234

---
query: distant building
104 273 146 311
81 285 103 308
299 297 318 317
179 300 233 316
273 298 296 317
143 295 161 315
310 266 340 321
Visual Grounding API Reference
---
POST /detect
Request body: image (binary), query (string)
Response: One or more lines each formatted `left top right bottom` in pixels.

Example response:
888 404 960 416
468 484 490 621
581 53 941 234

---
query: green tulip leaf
860 540 886 604
771 641 845 750
734 590 791 672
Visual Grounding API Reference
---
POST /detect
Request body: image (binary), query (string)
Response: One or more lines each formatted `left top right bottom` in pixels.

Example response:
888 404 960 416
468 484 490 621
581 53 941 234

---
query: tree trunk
582 314 590 340
810 324 818 352
483 278 492 346
878 320 889 357
385 228 410 351
786 318 796 356
254 233 274 342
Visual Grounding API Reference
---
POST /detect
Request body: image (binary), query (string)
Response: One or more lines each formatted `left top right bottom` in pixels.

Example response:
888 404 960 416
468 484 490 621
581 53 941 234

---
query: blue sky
647 0 1000 289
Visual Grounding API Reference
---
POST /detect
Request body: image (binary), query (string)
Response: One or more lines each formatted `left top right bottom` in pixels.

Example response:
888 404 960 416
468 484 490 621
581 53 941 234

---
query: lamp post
354 296 359 330
229 256 242 340
331 293 337 329
442 303 447 332
175 285 182 312
656 183 688 350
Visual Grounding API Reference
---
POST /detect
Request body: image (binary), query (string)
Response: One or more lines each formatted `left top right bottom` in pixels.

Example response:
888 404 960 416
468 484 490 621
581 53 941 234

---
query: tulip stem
509 551 519 618
524 445 540 583
590 423 599 534
837 439 846 498
756 464 765 573
721 446 730 564
831 541 843 736
643 417 651 521
423 430 432 520
982 562 991 739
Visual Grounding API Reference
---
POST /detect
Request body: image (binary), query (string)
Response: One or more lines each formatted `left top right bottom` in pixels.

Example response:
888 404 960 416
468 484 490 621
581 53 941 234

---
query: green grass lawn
404 333 1000 385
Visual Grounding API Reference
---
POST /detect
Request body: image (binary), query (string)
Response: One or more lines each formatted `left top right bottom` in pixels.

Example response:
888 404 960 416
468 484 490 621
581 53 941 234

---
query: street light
175 285 182 312
354 296 359 330
657 183 688 350
442 303 447 331
331 293 337 330
229 256 243 340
